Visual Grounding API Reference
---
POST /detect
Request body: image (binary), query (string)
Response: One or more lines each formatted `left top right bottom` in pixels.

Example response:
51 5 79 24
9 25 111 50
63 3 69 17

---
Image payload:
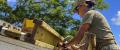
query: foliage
0 0 16 23
94 0 109 10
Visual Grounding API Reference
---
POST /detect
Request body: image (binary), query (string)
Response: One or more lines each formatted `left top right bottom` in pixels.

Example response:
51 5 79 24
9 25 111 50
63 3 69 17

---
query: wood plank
0 35 52 50
40 21 64 41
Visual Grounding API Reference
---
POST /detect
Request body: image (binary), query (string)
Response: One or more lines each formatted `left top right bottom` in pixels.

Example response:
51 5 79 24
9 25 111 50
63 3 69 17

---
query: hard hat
75 0 96 5
73 0 95 12
74 0 95 8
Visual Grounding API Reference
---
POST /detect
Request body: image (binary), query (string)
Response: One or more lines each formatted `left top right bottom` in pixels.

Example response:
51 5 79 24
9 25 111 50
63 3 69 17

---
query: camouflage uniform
82 10 120 50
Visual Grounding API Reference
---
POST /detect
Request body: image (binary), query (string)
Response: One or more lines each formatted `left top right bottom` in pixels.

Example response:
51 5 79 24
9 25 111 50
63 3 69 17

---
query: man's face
74 4 82 13
74 4 86 17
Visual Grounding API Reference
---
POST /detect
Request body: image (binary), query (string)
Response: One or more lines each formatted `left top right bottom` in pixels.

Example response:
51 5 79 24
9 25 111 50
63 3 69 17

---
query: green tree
12 0 78 37
95 0 109 10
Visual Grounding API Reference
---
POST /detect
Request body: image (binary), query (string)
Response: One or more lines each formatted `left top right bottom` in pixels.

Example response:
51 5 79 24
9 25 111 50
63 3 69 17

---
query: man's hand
63 23 90 47
58 41 73 50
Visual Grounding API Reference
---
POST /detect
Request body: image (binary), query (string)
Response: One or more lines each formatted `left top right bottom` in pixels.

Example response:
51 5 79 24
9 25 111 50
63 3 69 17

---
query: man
63 0 120 50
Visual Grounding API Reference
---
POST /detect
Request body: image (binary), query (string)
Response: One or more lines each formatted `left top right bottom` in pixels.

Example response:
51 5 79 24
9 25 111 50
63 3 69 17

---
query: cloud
111 11 120 26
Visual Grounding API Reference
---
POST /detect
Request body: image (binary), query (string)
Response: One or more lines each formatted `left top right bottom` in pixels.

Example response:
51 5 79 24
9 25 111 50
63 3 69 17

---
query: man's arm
65 23 90 47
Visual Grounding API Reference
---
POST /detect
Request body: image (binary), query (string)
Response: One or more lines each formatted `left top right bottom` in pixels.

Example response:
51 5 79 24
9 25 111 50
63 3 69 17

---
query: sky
7 0 16 9
7 0 120 47
101 0 120 47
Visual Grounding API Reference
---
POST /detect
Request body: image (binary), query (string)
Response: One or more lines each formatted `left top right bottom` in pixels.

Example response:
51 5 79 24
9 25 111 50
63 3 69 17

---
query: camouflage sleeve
82 11 94 24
